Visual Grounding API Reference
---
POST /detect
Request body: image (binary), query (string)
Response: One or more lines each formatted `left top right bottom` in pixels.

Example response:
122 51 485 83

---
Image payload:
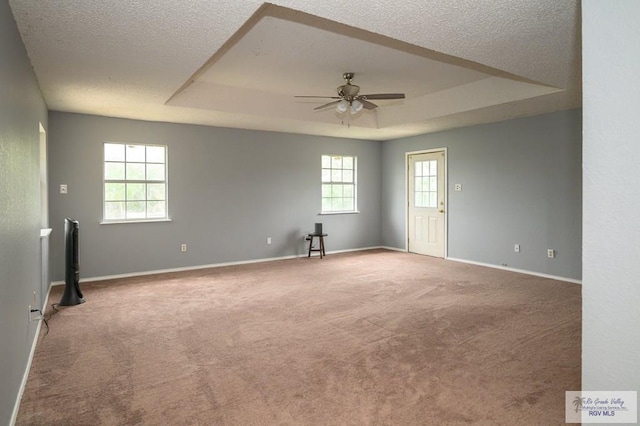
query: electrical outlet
514 244 520 253
28 305 38 322
454 184 462 191
29 306 42 322
180 244 187 252
60 184 68 194
267 237 272 245
547 249 555 258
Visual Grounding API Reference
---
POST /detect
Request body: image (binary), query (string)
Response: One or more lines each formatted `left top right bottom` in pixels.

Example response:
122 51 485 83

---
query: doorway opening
39 123 48 228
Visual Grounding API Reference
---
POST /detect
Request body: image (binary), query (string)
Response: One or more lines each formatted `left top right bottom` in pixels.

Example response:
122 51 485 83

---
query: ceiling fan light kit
295 72 405 122
350 100 363 114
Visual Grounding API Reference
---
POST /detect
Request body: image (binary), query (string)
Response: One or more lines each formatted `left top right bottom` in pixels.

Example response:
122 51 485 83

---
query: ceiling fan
295 72 405 114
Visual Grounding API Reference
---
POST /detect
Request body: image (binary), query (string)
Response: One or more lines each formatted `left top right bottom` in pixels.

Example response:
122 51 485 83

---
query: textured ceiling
8 0 581 140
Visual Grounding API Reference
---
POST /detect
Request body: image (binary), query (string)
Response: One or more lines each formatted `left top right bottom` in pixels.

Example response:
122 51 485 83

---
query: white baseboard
373 248 581 284
51 247 388 285
326 246 386 255
379 246 407 252
11 284 53 425
446 257 582 284
50 249 581 286
52 254 300 285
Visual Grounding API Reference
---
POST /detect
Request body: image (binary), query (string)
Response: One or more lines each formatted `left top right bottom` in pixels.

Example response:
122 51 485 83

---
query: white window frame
320 154 358 214
101 142 170 224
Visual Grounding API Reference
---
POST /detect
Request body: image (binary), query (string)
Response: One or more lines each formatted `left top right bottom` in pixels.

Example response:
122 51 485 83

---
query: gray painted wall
0 1 49 423
583 1 640 394
382 109 582 280
47 112 382 281
48 109 582 283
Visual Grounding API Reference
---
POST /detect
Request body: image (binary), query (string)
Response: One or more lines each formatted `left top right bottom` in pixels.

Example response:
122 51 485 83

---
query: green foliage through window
103 143 167 221
321 155 357 213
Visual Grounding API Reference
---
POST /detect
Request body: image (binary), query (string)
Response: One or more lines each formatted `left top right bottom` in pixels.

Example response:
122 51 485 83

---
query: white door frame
405 148 448 257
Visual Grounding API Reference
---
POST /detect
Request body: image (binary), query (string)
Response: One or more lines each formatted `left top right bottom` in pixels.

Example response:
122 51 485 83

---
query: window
414 159 437 208
103 143 168 222
321 155 357 213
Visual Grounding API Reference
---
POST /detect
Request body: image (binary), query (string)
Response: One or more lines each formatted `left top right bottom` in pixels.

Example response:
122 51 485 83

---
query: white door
408 151 446 257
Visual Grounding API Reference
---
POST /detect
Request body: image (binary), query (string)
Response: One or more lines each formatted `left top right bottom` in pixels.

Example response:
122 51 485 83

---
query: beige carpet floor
17 249 581 425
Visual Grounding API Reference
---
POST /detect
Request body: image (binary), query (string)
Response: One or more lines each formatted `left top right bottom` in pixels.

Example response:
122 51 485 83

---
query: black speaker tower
59 217 85 306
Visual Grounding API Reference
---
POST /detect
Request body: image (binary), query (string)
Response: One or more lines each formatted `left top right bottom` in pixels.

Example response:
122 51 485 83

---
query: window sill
318 211 360 215
100 218 173 225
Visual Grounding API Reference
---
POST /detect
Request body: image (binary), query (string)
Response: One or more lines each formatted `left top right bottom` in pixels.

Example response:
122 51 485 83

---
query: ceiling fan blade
294 95 340 99
360 99 378 110
313 100 342 110
360 93 405 100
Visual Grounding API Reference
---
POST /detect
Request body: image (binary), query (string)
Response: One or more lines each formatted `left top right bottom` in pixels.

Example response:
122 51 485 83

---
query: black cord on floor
30 308 49 335
41 314 49 335
39 303 60 336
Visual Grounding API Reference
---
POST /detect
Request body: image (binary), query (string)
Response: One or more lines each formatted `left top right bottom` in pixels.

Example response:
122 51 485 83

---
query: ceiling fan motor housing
338 83 360 100
337 71 359 101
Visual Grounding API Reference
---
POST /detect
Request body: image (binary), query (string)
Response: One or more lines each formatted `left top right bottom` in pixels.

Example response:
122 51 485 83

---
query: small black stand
307 233 327 259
